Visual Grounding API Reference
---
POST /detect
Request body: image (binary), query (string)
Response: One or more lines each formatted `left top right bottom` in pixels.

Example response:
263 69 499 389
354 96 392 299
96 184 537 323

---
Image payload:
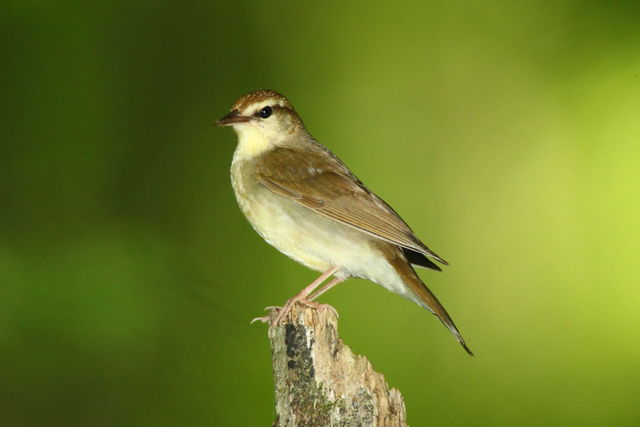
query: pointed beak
216 110 252 126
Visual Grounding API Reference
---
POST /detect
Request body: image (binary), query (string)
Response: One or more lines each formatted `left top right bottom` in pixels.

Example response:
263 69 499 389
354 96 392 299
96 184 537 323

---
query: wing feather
256 146 447 265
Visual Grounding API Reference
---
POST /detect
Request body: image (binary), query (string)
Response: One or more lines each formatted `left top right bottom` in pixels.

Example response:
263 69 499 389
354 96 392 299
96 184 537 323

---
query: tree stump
268 304 407 426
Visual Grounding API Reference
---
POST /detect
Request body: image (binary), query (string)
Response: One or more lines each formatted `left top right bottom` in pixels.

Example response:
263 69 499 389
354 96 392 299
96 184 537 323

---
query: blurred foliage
2 1 640 426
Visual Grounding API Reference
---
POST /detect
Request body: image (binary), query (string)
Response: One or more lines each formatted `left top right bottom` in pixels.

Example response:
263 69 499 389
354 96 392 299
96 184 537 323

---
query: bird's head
216 90 305 156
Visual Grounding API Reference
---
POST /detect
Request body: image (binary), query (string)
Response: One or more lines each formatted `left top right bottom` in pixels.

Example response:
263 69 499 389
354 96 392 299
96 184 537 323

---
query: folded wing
255 145 447 265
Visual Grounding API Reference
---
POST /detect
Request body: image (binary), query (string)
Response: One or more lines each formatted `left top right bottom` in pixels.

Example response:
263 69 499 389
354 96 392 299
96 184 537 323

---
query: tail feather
388 250 473 356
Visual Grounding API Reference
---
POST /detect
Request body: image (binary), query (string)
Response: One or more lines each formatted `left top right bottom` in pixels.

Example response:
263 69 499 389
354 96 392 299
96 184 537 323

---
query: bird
216 89 472 355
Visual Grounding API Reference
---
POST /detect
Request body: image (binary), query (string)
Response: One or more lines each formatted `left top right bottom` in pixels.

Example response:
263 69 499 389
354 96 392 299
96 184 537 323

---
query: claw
251 301 339 326
250 315 271 324
270 297 340 326
251 306 282 325
322 304 339 319
253 266 343 326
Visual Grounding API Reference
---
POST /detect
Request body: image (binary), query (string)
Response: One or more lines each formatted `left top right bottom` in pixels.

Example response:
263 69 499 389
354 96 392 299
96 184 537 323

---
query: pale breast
230 155 386 278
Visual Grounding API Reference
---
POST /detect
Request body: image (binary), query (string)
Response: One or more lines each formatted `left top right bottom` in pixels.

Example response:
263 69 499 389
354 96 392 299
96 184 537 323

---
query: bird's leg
251 266 339 326
271 266 340 325
308 277 344 301
295 276 345 319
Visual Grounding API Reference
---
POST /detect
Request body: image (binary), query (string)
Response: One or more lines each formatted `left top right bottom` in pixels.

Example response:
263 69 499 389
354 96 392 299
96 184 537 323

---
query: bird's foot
297 299 339 319
249 314 271 324
250 306 281 325
250 299 339 327
269 297 300 326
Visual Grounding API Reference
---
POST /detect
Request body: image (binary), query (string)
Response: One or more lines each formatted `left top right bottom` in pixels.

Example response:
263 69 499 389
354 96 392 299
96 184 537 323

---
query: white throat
231 123 273 163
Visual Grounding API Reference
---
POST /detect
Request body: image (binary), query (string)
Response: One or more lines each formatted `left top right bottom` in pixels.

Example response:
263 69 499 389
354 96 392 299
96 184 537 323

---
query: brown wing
255 145 447 265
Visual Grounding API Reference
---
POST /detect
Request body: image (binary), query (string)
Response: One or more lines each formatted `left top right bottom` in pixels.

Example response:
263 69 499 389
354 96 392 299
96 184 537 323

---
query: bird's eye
258 106 272 119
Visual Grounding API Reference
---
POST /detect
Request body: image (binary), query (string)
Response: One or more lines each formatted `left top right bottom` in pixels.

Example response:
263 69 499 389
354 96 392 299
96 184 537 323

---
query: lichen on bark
268 305 407 426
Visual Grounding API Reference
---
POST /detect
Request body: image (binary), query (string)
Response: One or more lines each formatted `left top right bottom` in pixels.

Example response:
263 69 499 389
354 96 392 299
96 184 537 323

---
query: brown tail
388 250 473 356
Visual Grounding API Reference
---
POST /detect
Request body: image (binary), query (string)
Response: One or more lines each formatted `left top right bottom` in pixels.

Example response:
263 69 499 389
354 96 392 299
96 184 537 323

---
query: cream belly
231 156 410 298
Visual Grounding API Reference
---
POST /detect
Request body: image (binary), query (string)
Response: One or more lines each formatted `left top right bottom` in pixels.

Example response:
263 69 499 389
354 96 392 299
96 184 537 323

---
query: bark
268 304 407 426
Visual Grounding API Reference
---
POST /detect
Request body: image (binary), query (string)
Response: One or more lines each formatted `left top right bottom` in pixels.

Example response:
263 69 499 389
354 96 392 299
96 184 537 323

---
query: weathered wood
269 304 407 426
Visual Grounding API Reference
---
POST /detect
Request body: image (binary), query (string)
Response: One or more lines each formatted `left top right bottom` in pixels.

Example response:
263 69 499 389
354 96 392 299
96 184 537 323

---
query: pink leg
250 266 339 325
308 277 344 301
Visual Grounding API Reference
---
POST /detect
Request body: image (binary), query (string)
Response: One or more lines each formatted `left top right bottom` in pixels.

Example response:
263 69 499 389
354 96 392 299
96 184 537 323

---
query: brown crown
231 89 294 112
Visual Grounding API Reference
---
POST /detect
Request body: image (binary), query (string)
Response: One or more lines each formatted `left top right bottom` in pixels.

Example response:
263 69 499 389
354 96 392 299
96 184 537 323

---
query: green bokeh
2 1 640 425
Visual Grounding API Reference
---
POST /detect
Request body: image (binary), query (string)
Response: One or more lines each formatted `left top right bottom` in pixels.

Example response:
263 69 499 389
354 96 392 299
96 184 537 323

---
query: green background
2 1 640 425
